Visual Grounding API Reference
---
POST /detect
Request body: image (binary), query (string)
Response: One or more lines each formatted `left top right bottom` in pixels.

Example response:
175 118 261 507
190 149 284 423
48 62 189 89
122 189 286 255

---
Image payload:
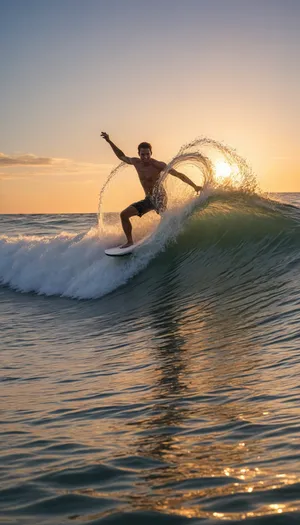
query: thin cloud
0 153 53 166
0 152 113 181
0 152 113 172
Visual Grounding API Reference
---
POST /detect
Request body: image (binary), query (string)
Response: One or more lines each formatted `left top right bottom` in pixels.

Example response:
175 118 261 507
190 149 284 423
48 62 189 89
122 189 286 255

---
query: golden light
214 160 241 186
214 160 232 180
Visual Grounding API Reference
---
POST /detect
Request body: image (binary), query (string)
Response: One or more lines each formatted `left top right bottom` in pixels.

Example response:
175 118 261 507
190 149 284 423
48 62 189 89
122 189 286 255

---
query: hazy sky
1 0 299 212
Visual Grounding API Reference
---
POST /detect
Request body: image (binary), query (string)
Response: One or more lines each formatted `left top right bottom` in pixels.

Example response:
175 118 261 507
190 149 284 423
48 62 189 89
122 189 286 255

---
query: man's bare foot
120 241 133 249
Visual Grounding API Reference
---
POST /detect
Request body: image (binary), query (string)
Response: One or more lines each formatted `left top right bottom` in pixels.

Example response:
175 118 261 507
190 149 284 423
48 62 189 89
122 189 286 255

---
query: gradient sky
1 0 299 213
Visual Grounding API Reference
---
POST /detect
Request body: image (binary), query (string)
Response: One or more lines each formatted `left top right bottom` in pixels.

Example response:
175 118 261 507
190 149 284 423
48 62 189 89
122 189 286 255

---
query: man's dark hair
138 142 152 154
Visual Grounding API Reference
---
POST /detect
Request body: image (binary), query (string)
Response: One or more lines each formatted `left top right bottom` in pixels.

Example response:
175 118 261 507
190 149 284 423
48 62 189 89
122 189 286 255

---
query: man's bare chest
134 165 161 183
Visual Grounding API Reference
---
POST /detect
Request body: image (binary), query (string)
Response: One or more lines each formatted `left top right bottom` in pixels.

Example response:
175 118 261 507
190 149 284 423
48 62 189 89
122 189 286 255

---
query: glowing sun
214 161 232 180
214 161 241 184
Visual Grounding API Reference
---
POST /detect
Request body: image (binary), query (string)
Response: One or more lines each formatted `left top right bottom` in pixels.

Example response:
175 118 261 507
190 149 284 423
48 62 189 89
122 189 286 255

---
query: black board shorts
132 191 167 217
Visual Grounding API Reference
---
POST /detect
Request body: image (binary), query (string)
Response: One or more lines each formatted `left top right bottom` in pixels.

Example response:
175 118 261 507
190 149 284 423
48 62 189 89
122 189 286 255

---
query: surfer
101 132 202 248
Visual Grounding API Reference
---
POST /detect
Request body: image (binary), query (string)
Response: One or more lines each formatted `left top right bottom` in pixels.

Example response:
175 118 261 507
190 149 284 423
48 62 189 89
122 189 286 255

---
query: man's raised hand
101 132 110 142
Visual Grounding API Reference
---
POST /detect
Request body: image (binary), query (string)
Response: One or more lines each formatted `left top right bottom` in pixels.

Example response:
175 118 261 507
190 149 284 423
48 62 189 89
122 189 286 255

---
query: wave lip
1 136 300 299
1 189 300 300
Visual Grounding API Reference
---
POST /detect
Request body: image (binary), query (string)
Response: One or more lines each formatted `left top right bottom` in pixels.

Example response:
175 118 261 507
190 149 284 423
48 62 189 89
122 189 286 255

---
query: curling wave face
1 137 300 300
0 188 299 300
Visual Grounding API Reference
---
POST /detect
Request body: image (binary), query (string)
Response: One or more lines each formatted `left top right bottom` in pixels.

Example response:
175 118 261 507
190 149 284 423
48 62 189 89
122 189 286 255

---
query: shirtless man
101 132 202 248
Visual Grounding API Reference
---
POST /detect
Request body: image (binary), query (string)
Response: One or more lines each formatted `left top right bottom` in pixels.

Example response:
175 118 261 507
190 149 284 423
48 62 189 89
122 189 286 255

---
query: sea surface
1 191 300 524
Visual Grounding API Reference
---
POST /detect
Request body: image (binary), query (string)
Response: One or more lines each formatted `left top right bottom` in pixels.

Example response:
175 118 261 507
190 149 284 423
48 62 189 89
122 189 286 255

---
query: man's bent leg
120 206 139 248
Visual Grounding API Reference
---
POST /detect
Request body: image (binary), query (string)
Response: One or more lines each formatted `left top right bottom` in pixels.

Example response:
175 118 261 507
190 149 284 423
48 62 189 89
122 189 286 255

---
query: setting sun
214 161 233 180
214 161 241 186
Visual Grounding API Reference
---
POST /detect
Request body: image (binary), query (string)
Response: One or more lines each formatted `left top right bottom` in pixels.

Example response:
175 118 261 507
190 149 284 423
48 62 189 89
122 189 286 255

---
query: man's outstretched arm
169 168 202 193
150 159 202 193
101 132 133 164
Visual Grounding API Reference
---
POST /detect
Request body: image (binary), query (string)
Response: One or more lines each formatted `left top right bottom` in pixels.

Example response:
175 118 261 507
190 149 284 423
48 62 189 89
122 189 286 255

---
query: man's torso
131 158 165 196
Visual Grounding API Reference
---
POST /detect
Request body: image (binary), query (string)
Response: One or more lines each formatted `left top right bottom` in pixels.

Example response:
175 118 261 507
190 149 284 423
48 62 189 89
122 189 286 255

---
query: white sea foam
0 137 260 299
0 189 212 300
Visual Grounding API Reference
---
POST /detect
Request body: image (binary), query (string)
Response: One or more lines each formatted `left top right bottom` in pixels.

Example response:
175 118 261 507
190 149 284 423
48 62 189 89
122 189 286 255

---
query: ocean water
1 180 300 521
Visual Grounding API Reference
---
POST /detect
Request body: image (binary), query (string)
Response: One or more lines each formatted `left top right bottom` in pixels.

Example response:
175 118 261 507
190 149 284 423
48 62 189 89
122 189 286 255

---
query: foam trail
1 188 300 300
0 188 213 299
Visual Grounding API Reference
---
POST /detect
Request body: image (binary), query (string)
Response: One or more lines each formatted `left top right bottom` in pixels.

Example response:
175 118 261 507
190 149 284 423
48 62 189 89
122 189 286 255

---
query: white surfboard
105 236 150 257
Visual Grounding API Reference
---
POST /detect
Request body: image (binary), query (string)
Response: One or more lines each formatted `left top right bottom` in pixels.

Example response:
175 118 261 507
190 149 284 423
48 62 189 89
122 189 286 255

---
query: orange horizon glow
1 3 299 213
1 150 299 214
